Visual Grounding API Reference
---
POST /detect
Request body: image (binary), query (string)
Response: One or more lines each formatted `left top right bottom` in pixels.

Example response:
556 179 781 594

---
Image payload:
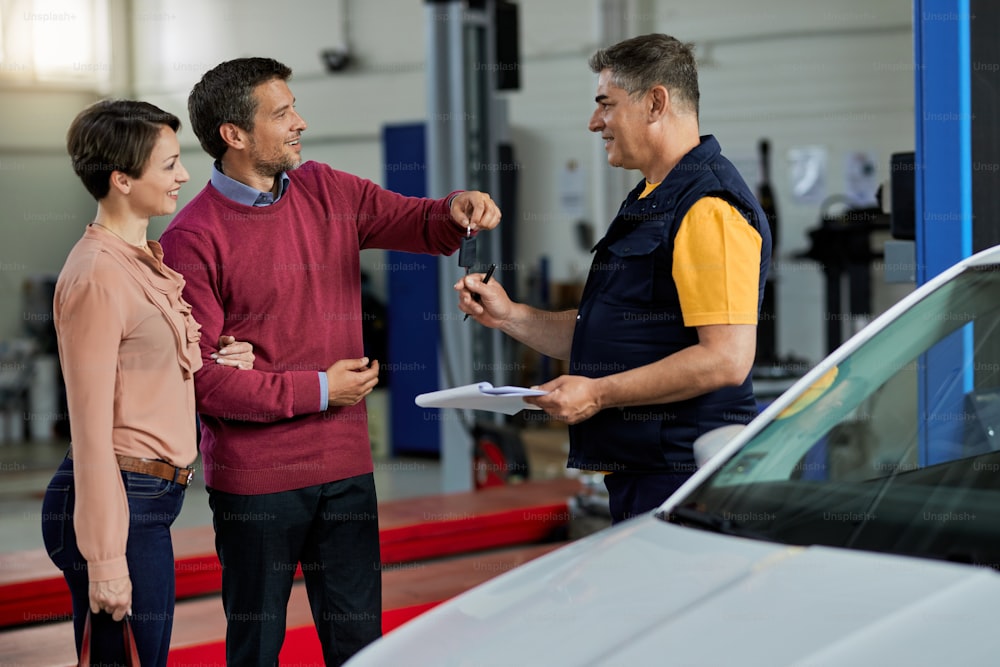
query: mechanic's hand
454 273 512 328
325 357 380 406
526 375 603 424
89 575 132 622
449 191 501 232
212 335 255 370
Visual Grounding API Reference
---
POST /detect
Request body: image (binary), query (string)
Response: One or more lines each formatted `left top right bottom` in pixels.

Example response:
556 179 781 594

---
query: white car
348 246 1000 667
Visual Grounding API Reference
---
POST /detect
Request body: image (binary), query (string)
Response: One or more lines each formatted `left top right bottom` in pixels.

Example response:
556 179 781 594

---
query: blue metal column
913 0 973 465
384 123 440 457
914 0 973 279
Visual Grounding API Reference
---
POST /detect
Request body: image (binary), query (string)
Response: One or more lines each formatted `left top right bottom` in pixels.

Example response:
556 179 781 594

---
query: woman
40 100 255 667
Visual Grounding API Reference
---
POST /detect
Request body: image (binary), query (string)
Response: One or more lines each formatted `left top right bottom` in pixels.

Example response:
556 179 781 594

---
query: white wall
0 88 100 345
503 0 915 365
1 0 915 367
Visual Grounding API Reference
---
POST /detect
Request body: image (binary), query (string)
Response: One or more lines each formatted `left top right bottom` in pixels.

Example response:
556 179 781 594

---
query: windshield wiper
660 505 772 541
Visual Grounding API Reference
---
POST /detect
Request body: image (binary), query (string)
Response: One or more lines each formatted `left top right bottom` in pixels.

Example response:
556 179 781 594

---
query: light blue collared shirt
210 163 328 411
211 162 290 206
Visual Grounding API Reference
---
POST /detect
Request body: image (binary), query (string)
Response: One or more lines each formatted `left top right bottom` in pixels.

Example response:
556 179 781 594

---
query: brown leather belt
67 450 195 487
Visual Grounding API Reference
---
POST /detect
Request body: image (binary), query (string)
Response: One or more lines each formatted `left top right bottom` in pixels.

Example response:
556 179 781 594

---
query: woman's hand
212 335 255 370
89 575 132 622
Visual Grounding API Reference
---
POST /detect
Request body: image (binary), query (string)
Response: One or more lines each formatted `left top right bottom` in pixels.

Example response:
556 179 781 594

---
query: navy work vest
567 135 772 474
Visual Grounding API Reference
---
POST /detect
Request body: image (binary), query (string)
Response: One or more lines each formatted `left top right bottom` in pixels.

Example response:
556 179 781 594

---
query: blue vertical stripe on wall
383 123 441 455
913 0 973 466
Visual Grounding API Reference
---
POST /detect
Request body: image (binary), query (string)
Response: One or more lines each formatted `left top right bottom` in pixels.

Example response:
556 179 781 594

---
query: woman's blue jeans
41 456 185 667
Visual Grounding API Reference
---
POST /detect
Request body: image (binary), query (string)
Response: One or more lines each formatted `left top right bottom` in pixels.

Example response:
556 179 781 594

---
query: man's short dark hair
188 57 294 160
66 99 180 201
588 33 700 116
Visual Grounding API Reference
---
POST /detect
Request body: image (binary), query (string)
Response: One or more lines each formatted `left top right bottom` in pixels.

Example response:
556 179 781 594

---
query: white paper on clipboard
415 382 548 415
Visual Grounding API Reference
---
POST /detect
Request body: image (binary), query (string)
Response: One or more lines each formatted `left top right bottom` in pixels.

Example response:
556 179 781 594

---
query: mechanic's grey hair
589 33 699 115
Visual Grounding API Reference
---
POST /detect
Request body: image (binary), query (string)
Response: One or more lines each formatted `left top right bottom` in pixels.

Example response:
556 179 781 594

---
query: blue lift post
913 0 974 465
383 123 441 457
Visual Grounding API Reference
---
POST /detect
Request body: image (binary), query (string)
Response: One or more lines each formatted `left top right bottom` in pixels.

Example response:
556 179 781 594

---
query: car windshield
668 263 1000 570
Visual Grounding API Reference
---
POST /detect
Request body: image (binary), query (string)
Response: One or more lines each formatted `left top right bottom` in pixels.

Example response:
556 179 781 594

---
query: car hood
347 515 1000 666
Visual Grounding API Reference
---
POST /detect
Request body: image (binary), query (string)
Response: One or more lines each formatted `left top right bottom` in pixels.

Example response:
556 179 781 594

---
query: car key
458 226 477 274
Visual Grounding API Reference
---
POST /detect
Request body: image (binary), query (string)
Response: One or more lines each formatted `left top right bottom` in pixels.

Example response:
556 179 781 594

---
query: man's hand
212 335 255 370
325 357 380 406
526 375 603 424
89 575 132 622
450 191 501 232
454 273 513 328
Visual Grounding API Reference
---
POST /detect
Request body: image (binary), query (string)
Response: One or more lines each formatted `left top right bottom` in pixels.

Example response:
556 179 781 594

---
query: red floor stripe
1 505 568 628
165 602 444 666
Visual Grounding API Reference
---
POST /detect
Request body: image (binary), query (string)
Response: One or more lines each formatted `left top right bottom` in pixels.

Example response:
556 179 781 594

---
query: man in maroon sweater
159 57 500 666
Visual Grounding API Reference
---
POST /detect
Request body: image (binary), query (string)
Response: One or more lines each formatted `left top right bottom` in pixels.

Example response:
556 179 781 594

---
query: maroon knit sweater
160 161 462 494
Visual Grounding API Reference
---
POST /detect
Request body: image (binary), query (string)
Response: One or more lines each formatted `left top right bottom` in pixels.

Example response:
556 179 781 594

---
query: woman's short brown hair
66 99 180 200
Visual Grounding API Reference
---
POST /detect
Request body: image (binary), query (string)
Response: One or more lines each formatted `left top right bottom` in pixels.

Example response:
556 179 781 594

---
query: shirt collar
211 161 290 207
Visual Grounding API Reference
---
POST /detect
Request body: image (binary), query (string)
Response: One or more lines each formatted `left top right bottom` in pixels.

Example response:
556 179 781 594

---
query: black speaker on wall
889 151 915 241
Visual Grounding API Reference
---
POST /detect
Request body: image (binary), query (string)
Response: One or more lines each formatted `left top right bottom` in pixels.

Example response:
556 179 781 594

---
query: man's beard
249 139 301 178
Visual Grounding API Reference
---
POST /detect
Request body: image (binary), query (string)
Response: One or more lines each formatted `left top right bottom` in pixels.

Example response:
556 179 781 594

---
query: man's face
588 69 649 172
246 78 308 178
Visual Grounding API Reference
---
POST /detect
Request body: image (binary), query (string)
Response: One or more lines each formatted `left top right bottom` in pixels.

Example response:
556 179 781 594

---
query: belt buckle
184 468 194 485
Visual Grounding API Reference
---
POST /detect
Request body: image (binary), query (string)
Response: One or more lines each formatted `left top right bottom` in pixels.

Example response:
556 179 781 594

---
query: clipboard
415 382 548 415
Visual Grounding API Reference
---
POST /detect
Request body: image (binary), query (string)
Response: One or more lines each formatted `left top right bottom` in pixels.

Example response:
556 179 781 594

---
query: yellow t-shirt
593 185 763 478
668 193 763 327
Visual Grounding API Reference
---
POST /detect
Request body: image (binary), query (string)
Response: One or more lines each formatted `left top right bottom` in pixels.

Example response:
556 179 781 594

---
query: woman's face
130 125 190 218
